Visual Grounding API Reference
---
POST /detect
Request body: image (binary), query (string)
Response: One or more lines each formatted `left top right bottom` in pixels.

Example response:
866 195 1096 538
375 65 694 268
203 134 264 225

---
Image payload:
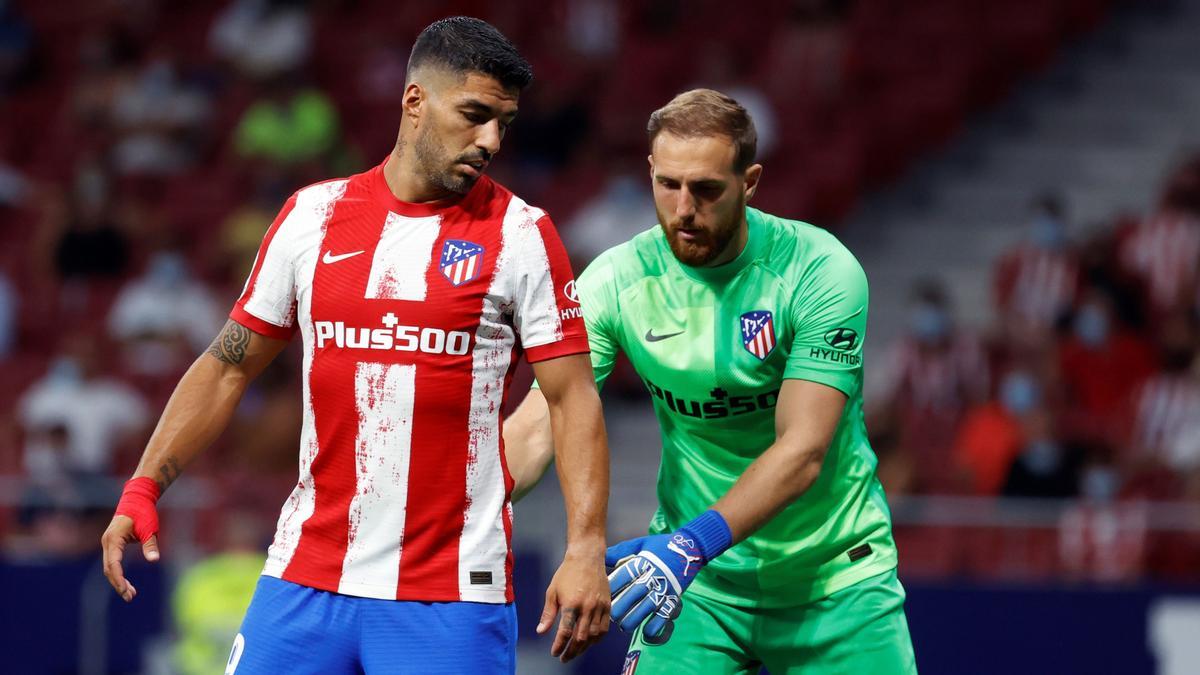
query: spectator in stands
869 279 990 492
109 45 213 176
562 157 653 263
953 368 1040 496
48 161 131 282
1001 412 1082 499
233 72 340 169
108 249 223 377
209 0 312 81
993 193 1080 336
1058 287 1158 445
1118 156 1200 317
172 509 268 675
17 336 149 480
1126 310 1200 487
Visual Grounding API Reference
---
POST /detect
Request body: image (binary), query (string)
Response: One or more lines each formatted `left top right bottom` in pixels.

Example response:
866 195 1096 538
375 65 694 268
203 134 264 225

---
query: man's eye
463 112 487 124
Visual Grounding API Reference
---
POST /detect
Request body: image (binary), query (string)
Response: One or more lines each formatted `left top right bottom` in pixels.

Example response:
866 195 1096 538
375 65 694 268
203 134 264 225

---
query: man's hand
101 477 162 602
606 510 733 643
536 549 611 662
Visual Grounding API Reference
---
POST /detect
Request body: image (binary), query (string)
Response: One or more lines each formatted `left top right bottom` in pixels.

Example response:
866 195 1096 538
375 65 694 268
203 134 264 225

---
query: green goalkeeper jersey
574 207 897 608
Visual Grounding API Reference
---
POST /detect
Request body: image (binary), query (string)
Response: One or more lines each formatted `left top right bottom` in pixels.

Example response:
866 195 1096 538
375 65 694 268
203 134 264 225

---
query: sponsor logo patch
823 327 859 351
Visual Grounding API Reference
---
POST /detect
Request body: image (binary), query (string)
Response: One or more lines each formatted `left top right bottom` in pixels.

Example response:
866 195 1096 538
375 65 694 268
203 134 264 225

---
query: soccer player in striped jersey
504 90 916 673
100 17 611 673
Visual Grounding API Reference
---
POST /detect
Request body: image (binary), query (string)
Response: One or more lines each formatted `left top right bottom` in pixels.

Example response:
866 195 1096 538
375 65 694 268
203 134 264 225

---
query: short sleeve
783 245 869 396
512 215 590 363
574 253 622 389
229 194 300 340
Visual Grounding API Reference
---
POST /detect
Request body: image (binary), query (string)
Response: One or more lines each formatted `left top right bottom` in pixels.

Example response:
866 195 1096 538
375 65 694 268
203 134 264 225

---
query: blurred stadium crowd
1 0 1199 655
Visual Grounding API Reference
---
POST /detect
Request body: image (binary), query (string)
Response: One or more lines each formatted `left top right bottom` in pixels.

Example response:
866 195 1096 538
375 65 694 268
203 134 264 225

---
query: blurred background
1 0 1199 673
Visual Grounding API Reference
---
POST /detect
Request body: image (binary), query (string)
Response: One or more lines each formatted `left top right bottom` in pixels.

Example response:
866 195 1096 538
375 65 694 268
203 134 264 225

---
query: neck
702 211 749 268
382 138 456 204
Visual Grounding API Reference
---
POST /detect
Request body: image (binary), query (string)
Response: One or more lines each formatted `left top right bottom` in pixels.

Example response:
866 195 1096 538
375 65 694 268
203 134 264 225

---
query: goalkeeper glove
606 510 732 643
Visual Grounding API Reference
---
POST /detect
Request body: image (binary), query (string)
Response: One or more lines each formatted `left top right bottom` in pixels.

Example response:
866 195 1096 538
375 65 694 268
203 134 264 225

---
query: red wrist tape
114 477 161 543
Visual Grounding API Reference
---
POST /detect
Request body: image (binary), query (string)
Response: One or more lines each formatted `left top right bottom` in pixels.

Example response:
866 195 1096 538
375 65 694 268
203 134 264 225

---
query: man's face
413 71 519 195
650 132 756 267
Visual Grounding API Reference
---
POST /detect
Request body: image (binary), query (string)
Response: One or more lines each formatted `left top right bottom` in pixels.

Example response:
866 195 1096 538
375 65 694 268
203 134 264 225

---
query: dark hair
647 89 757 172
407 16 532 91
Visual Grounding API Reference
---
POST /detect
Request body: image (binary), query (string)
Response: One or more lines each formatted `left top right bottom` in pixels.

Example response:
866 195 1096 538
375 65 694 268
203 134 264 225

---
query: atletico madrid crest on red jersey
740 310 776 360
440 239 485 286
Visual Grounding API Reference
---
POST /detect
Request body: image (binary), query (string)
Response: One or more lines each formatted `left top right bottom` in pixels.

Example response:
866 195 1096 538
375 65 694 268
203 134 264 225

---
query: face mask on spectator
1030 214 1065 250
1000 371 1040 415
147 252 188 288
1081 465 1118 503
909 304 948 344
1023 439 1061 475
47 357 82 386
1073 303 1110 347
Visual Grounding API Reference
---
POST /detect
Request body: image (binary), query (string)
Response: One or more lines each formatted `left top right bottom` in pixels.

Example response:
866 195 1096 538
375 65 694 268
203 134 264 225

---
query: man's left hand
537 549 611 662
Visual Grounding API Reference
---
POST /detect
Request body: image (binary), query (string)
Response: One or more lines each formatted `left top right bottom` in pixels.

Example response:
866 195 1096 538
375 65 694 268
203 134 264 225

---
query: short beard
657 193 744 267
414 124 475 196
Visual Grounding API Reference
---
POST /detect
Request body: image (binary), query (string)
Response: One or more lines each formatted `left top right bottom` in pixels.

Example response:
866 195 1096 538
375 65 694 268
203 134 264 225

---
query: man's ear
402 82 424 129
744 163 763 200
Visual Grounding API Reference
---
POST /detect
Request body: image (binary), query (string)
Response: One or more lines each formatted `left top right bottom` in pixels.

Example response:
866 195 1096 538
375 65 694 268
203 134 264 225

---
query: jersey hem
262 569 512 604
525 336 590 363
781 369 855 398
689 553 898 609
230 306 296 340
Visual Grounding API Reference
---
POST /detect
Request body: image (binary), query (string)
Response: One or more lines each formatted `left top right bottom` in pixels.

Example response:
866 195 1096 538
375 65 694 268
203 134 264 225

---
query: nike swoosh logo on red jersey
323 250 365 264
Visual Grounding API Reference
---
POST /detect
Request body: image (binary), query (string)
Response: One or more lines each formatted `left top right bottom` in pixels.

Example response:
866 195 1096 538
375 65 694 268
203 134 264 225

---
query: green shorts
623 569 917 674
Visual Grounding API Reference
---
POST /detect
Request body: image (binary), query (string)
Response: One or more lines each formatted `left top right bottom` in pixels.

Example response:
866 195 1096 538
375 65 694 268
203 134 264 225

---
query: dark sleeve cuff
525 336 591 363
230 305 297 341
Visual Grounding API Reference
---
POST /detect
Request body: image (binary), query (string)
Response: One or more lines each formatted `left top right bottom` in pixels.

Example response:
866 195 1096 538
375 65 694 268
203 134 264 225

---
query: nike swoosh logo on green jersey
645 329 685 342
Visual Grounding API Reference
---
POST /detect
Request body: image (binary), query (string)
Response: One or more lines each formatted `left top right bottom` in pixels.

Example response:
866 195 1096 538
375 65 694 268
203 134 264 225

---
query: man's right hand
101 477 162 602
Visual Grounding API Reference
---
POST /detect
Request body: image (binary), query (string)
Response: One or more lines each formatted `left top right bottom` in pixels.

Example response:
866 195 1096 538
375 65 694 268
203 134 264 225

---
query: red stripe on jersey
524 215 590 363
394 205 499 599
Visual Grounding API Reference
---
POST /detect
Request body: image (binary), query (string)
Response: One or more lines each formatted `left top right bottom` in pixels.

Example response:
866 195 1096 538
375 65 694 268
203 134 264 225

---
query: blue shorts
226 576 517 674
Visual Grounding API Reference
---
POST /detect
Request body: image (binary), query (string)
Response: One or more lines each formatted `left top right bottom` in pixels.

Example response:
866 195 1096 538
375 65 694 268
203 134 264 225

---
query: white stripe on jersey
367 213 442 300
244 180 348 327
502 197 563 350
261 181 345 578
457 199 541 601
338 362 417 597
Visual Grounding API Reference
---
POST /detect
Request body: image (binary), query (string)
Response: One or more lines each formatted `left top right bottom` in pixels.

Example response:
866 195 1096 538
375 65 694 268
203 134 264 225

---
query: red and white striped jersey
1119 211 1200 313
231 160 588 603
994 245 1079 329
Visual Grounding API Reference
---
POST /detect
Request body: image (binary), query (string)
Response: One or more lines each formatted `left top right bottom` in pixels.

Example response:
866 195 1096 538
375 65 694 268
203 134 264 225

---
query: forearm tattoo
207 321 251 365
156 455 181 492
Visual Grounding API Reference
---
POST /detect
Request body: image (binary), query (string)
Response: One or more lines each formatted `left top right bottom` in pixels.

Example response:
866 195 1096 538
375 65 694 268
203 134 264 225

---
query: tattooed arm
102 320 289 600
129 320 289 490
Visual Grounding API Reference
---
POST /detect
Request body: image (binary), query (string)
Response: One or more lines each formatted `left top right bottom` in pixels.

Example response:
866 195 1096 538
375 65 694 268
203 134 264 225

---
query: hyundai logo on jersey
740 310 776 360
440 239 485 286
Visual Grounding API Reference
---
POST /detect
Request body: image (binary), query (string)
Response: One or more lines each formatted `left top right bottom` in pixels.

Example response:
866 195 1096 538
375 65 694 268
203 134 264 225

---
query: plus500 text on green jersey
576 207 897 608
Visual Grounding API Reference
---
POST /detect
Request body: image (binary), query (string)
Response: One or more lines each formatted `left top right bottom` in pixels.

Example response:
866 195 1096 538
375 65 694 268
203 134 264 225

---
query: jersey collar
676 207 766 284
370 156 488 216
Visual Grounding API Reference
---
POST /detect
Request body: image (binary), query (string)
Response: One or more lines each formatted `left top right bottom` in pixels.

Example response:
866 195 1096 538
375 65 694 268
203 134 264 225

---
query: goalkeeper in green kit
504 89 916 673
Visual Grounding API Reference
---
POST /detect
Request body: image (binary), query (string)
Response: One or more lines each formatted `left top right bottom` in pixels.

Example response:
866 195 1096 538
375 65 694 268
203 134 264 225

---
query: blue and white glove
606 510 733 644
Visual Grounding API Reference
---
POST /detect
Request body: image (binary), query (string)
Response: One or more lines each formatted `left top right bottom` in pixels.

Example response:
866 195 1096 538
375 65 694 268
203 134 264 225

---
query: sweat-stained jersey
231 159 588 603
572 207 897 608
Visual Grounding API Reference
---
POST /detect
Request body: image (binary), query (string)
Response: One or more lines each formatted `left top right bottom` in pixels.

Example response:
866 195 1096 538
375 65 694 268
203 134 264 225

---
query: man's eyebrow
459 99 518 120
